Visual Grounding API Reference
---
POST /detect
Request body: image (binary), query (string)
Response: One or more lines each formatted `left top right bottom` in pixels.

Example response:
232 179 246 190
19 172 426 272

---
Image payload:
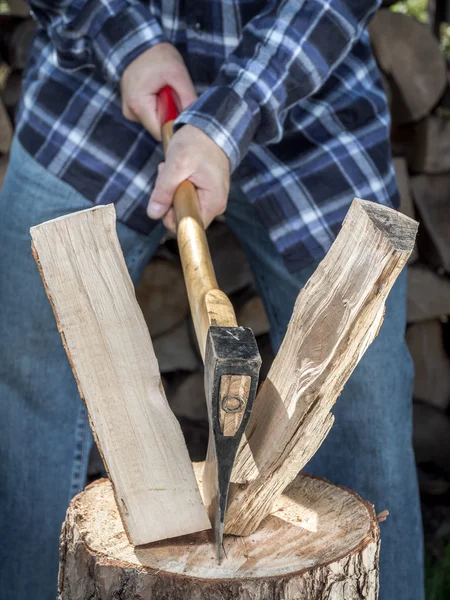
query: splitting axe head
157 86 261 563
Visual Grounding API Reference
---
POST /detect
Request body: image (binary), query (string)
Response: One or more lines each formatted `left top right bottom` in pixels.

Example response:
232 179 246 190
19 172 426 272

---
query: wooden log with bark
407 265 450 323
369 10 447 125
411 174 450 272
58 471 380 600
407 116 450 175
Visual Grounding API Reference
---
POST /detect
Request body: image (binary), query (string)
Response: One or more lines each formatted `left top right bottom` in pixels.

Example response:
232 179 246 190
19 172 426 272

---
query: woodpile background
1 0 450 565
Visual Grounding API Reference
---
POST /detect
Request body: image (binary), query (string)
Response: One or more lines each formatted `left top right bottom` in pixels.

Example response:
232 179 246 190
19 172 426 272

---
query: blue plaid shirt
17 0 398 272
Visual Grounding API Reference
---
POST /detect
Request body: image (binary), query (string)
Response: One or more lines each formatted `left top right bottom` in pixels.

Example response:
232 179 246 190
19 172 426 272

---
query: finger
169 70 198 111
148 160 188 220
130 95 161 141
196 188 226 229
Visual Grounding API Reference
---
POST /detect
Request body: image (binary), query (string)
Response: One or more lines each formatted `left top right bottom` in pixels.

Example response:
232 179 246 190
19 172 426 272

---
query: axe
157 86 261 563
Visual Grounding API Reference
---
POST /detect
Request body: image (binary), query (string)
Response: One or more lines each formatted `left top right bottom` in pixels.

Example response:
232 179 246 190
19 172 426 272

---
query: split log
407 116 450 175
30 206 210 545
225 199 417 536
406 320 450 411
153 319 200 372
0 97 13 154
369 10 447 124
407 265 450 322
136 258 190 338
58 473 380 600
411 174 450 272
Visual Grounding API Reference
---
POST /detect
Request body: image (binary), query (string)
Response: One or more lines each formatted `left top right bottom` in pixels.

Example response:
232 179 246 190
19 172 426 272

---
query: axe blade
202 326 261 563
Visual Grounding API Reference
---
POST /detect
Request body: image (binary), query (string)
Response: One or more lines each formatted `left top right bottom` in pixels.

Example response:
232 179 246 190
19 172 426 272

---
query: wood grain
30 205 210 545
225 199 418 536
219 375 251 436
58 472 379 599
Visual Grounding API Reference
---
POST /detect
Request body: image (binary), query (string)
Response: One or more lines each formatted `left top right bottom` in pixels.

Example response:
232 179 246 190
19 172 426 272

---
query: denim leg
226 188 424 600
0 139 164 600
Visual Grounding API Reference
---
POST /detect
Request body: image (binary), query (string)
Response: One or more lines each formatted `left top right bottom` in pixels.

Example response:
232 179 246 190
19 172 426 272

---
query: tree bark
58 471 380 600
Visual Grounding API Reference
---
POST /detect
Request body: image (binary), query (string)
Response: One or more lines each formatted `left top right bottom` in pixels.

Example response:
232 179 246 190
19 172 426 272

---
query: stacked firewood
371 8 450 499
0 0 34 188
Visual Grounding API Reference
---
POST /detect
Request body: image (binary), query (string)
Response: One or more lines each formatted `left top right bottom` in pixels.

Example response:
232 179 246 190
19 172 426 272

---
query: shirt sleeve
27 0 168 85
175 0 381 171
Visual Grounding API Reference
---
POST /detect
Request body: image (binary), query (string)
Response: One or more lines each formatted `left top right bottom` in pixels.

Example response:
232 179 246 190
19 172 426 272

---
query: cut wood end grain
58 473 379 599
353 199 418 253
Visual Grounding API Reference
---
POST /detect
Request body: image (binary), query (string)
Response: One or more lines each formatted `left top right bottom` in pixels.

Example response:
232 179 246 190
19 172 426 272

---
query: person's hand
148 124 230 231
120 43 197 141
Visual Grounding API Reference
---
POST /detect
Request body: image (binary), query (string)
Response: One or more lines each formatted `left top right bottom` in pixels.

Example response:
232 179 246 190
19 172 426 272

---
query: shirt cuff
174 87 261 172
95 3 169 86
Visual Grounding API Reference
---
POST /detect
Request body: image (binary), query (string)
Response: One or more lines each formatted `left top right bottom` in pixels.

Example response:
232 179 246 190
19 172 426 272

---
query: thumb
147 161 187 220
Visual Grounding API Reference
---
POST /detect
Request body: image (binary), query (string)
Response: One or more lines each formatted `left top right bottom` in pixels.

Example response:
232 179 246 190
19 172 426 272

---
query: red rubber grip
157 86 179 125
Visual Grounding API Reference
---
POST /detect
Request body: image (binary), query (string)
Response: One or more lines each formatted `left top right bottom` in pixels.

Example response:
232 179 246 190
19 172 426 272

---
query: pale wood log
225 199 417 536
58 472 380 600
0 97 12 154
411 174 450 272
369 10 447 124
135 258 190 338
407 265 450 322
406 320 450 411
30 206 210 545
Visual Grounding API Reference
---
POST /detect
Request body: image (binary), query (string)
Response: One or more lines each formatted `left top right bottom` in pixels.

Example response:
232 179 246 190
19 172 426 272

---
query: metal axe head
202 326 261 563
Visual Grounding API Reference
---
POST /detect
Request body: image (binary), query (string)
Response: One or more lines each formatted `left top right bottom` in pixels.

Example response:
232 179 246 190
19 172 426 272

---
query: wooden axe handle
157 86 237 360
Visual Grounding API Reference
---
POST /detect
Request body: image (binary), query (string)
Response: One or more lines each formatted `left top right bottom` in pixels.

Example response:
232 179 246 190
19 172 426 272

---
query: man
0 1 423 599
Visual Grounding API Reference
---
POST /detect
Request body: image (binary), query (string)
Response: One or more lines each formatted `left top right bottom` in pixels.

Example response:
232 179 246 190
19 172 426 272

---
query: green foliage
391 1 450 59
391 0 429 23
425 545 450 600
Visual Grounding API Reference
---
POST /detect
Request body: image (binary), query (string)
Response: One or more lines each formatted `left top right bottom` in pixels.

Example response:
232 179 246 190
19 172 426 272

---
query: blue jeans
0 139 424 600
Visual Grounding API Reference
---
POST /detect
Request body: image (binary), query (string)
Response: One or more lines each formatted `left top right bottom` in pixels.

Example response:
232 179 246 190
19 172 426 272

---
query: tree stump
58 473 380 600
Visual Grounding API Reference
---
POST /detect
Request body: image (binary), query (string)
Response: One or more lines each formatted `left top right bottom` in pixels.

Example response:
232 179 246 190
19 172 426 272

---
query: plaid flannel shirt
17 0 398 272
